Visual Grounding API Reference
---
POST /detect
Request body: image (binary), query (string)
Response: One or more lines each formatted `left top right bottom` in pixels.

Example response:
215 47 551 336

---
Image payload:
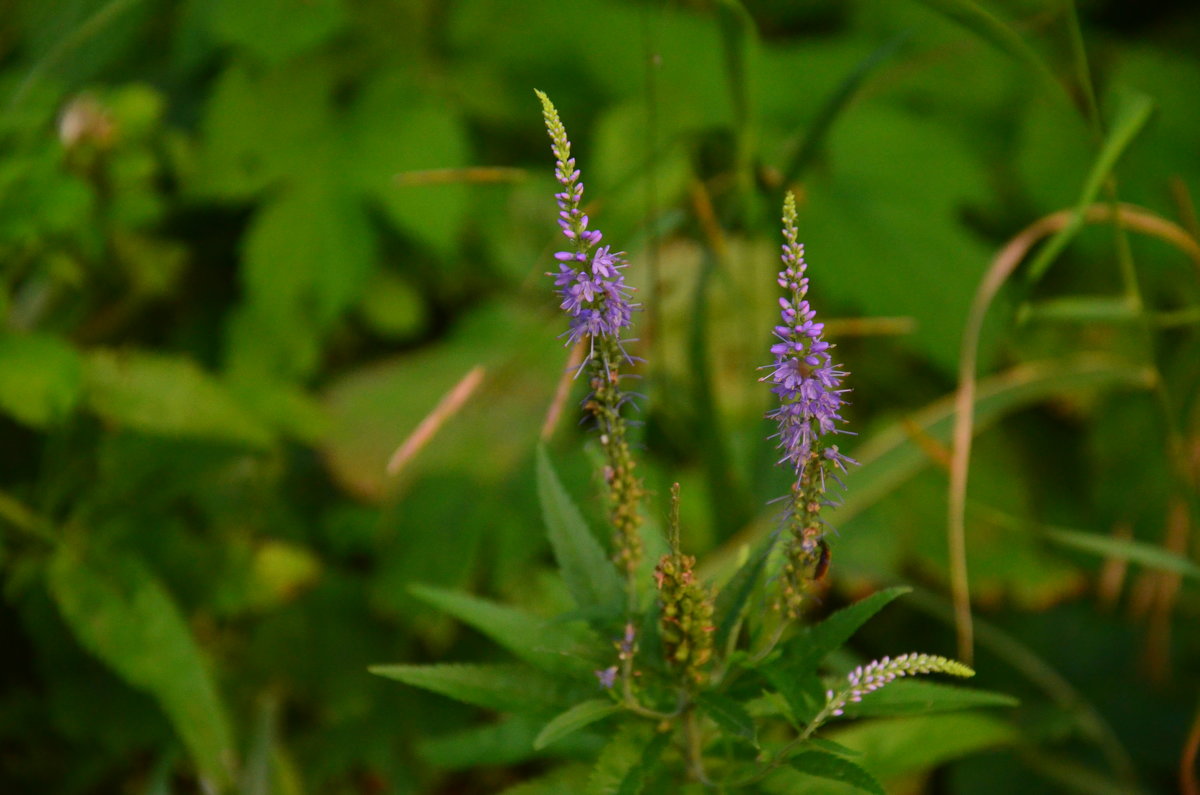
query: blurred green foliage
1 0 1198 792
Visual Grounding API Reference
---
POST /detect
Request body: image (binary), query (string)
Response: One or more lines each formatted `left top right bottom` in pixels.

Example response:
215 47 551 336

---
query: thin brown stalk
1184 696 1200 795
540 340 587 441
386 366 486 476
949 202 1200 662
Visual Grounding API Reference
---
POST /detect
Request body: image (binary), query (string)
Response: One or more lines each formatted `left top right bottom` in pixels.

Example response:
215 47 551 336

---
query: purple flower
594 666 618 689
537 91 636 354
764 193 853 474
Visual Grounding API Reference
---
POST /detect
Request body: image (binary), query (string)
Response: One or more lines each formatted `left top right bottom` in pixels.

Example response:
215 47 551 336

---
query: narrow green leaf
499 764 591 795
534 699 621 750
805 736 863 758
788 751 885 795
536 445 623 618
839 680 1018 718
1044 527 1200 582
368 662 566 713
1026 91 1155 284
784 586 912 672
696 692 756 744
1018 295 1138 324
48 545 234 788
409 584 600 674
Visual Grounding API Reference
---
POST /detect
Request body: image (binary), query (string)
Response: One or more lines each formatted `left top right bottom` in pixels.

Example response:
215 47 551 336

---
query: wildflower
766 193 852 474
765 193 856 617
825 653 975 717
537 90 644 573
537 90 636 354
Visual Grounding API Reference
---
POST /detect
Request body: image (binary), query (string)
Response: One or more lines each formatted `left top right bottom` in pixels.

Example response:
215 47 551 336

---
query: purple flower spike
536 90 636 357
764 193 853 474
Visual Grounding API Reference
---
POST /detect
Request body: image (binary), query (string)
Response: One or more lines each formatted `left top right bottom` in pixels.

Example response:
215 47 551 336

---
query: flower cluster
765 192 852 474
537 90 635 355
538 90 644 575
825 653 975 717
765 193 856 617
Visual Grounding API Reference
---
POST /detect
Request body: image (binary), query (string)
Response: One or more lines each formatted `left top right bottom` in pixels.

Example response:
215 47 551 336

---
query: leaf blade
536 445 624 618
534 699 621 750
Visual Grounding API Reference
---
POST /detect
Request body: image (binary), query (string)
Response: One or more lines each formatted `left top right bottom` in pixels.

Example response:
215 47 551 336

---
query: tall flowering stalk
537 90 644 575
765 192 855 617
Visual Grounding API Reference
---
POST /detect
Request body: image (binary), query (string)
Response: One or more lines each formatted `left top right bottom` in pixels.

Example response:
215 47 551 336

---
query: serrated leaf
696 692 756 744
0 332 82 427
534 699 621 750
783 586 911 673
713 534 776 652
48 544 234 788
788 751 885 795
536 445 624 619
588 723 649 795
347 73 471 257
84 349 273 448
840 680 1017 718
368 662 566 713
409 584 601 674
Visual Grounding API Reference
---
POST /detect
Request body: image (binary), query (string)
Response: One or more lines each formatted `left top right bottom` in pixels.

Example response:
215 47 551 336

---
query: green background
1 0 1198 792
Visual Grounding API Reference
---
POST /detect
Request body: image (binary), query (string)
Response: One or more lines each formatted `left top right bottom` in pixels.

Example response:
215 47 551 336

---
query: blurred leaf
909 0 1060 97
587 721 671 795
241 186 375 332
420 715 543 770
499 764 592 795
536 445 624 620
208 0 345 65
248 540 322 609
830 712 1019 781
84 349 274 448
780 33 909 186
368 663 567 713
409 584 601 675
358 269 428 340
1043 527 1200 582
48 544 234 788
321 302 559 499
838 680 1018 718
534 699 620 750
800 104 994 371
788 751 885 795
195 61 337 198
1025 90 1155 284
347 73 471 257
696 692 756 744
0 332 82 426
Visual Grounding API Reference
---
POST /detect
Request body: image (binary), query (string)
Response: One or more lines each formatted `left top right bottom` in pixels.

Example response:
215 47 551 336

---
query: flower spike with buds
824 654 975 718
765 193 857 617
537 90 644 575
